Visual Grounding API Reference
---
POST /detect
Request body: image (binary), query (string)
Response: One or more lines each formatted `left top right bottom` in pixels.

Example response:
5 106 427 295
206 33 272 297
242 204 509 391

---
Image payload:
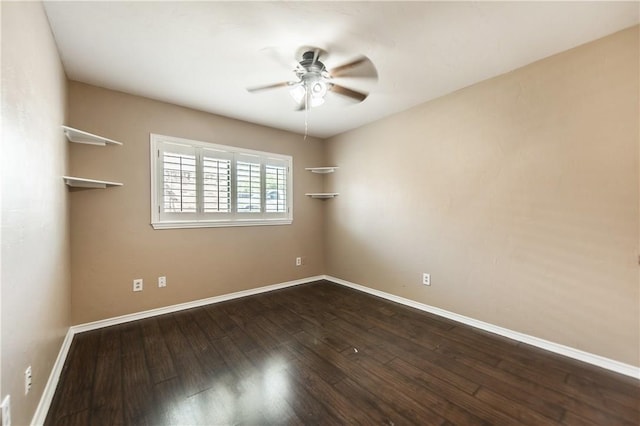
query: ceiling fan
247 48 377 110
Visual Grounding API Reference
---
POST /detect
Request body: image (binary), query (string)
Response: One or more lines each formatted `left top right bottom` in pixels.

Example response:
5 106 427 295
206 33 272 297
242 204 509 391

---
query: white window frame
150 134 293 229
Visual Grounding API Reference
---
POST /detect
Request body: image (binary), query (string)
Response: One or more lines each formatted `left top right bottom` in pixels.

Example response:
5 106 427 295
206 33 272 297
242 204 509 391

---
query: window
151 134 292 229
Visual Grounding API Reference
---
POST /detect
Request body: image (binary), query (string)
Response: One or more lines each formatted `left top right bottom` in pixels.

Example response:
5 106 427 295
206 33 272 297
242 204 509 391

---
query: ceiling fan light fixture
310 95 325 108
289 84 306 104
309 79 327 107
311 80 327 98
289 77 328 108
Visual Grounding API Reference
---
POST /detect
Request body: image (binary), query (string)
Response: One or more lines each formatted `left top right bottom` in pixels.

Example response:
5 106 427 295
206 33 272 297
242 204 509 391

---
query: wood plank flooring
45 280 639 425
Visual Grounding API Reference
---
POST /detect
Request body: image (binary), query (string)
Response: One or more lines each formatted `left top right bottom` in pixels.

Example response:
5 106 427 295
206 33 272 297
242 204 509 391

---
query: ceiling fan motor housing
296 51 330 99
299 51 327 73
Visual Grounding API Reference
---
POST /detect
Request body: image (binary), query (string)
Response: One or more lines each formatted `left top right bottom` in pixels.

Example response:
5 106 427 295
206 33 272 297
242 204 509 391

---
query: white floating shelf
62 125 123 146
63 176 123 189
305 193 339 199
305 167 338 174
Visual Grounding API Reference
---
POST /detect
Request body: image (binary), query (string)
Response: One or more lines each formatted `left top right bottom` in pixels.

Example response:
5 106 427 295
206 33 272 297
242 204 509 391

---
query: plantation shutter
151 134 292 228
236 154 262 214
158 142 198 221
265 158 288 215
202 149 232 214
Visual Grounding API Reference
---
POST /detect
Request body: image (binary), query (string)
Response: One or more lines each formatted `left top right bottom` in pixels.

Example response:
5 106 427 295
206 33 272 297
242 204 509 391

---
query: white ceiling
43 1 639 139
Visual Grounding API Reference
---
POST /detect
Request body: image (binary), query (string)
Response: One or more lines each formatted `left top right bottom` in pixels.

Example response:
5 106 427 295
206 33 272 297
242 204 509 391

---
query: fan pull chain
303 90 309 140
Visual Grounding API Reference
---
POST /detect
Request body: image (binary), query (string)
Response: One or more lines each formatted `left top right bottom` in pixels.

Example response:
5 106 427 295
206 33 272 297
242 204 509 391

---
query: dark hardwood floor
45 280 639 425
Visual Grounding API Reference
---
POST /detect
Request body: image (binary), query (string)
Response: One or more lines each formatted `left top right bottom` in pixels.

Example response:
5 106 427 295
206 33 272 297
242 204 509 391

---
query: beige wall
1 2 70 425
0 7 635 424
325 26 639 366
67 82 325 324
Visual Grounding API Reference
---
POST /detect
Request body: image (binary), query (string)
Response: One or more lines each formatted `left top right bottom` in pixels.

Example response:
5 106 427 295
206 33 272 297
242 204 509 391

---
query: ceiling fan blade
330 84 368 102
259 46 299 72
246 81 292 93
329 56 377 79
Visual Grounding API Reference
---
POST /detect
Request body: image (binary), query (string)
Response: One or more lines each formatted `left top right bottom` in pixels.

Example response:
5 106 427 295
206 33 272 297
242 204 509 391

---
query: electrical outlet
158 276 166 288
422 273 431 286
133 279 143 292
295 257 302 266
1 395 11 426
24 366 32 395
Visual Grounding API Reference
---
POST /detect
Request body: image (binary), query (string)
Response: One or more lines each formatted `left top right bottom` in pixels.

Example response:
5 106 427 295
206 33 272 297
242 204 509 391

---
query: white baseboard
31 275 324 425
32 273 639 425
31 328 74 426
72 275 324 334
323 275 640 380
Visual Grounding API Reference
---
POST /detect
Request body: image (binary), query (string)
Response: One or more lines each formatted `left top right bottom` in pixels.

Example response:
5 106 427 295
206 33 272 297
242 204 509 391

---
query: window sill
151 218 293 229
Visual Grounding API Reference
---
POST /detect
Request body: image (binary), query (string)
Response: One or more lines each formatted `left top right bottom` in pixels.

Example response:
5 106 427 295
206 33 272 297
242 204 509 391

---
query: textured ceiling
43 1 639 138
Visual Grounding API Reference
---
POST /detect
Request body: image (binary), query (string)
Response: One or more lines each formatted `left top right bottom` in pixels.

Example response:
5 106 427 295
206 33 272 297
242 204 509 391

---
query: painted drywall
67 82 326 324
325 26 639 367
1 2 70 425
